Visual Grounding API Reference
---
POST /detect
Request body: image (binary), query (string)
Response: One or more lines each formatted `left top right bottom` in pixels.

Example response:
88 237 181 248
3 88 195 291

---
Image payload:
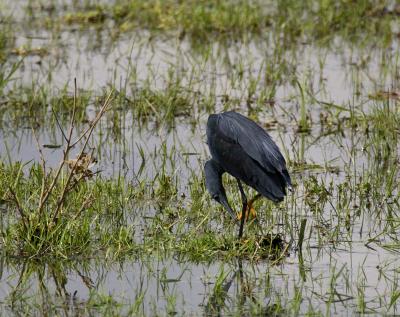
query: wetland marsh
0 0 399 315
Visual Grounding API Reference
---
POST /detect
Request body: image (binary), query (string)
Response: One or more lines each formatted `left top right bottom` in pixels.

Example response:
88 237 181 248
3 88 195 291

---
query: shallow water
1 238 399 315
1 1 400 316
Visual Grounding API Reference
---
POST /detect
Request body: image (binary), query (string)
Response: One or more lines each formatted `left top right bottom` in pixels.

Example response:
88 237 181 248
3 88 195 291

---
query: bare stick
8 187 27 229
52 90 113 223
36 79 79 214
72 193 94 221
32 128 47 206
70 92 113 148
68 78 78 146
51 107 68 142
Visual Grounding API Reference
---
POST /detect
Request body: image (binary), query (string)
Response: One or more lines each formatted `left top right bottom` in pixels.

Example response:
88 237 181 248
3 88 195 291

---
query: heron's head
204 160 235 219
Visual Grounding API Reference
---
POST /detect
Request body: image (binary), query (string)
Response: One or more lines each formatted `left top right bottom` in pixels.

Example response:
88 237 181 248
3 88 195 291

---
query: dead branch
52 90 113 223
8 186 28 230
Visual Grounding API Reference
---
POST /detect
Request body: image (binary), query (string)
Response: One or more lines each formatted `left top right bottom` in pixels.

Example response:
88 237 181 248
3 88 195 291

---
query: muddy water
1 3 400 316
1 239 399 315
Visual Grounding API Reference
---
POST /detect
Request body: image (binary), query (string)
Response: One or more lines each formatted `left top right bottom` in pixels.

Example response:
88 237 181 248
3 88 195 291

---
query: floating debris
368 91 400 101
11 46 49 57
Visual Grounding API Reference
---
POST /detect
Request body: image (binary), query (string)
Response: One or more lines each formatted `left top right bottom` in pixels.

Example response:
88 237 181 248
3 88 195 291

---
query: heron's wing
217 111 291 186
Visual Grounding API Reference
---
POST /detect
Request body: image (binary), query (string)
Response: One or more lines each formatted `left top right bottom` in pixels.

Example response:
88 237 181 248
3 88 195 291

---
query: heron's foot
236 202 257 221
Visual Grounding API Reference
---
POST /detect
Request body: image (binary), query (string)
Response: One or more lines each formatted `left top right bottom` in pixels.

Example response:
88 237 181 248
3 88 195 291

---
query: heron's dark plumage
204 159 235 219
206 111 291 204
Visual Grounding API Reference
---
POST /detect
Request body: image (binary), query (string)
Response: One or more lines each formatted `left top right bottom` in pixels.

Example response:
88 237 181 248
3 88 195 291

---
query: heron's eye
212 194 219 201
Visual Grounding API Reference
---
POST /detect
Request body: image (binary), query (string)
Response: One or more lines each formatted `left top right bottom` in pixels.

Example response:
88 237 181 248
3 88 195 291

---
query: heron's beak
219 195 236 221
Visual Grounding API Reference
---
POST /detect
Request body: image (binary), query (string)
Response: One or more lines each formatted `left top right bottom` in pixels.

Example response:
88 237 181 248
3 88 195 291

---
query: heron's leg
237 179 247 239
247 194 262 218
237 194 262 220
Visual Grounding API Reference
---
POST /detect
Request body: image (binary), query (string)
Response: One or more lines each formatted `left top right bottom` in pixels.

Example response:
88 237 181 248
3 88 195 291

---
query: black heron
204 111 291 238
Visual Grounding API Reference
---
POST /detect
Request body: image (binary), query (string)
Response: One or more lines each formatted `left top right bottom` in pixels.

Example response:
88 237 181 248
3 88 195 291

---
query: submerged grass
0 161 137 257
0 14 15 62
44 0 399 46
0 0 400 315
1 74 213 128
111 0 265 38
0 159 287 262
0 87 92 128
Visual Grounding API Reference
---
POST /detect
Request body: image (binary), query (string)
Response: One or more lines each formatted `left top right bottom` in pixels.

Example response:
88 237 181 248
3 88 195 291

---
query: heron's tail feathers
281 169 292 188
251 171 289 203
